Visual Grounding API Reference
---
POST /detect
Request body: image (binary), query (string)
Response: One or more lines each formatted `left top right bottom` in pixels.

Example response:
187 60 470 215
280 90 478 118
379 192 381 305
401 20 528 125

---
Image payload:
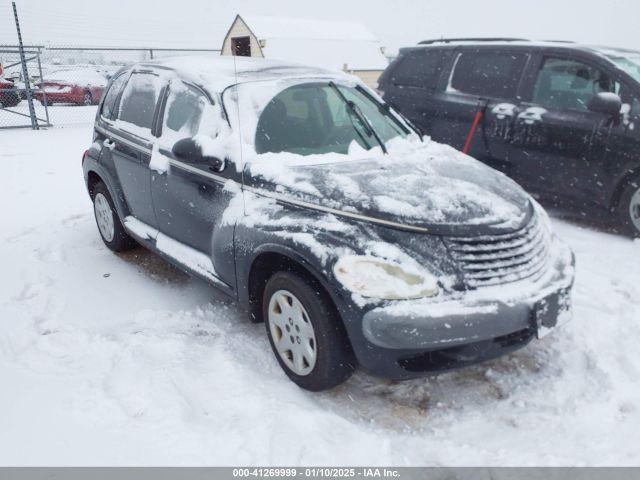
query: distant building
220 14 388 87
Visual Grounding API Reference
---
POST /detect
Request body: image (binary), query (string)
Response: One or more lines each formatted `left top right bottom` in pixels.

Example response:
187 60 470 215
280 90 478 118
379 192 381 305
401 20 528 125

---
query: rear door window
449 50 527 99
160 82 208 145
532 57 620 111
117 72 163 135
390 50 445 89
100 72 128 120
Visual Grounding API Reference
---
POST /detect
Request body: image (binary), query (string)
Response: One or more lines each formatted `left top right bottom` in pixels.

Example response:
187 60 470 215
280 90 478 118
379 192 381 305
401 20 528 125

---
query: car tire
92 181 137 252
83 91 93 106
617 179 640 238
263 271 355 391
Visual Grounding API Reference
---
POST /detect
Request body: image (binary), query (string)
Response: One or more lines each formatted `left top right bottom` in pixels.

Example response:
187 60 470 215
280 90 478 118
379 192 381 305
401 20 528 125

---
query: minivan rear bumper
354 239 575 380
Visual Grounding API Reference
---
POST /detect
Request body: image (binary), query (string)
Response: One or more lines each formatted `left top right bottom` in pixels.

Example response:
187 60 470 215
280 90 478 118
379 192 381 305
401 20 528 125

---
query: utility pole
13 1 38 130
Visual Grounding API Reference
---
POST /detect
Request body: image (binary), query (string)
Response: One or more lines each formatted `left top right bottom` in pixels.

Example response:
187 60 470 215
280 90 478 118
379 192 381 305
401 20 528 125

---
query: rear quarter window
388 50 445 89
449 50 527 99
100 72 128 120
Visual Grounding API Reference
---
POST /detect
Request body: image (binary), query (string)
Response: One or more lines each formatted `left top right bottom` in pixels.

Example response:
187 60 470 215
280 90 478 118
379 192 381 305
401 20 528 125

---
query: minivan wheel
263 271 355 391
92 181 137 251
617 180 640 237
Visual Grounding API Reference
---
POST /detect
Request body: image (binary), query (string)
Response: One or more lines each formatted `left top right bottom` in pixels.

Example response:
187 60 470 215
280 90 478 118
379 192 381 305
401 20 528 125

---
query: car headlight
333 255 439 300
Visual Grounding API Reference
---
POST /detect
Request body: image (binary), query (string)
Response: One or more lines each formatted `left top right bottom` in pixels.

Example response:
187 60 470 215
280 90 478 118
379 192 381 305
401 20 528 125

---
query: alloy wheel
268 289 317 376
94 193 115 242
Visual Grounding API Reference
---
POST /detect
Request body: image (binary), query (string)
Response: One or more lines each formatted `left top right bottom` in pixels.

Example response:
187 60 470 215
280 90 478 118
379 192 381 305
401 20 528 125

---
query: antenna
232 53 247 214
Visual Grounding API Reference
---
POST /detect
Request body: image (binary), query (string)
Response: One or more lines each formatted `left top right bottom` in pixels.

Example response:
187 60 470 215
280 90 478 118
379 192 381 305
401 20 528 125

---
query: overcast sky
1 0 639 54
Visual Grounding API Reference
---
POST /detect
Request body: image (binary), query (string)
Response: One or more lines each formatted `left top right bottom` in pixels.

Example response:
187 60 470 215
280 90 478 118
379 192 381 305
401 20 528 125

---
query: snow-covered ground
0 103 96 128
1 125 639 466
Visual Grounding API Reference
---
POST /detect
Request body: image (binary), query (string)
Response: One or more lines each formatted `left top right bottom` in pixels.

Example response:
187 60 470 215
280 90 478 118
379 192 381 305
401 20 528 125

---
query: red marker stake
462 99 489 155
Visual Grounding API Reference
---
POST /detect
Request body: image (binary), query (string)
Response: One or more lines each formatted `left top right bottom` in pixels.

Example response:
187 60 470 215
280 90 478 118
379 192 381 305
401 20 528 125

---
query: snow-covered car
82 57 575 391
34 69 108 106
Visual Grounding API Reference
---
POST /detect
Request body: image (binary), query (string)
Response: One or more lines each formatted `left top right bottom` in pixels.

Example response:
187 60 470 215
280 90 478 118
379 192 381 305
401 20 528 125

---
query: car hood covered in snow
245 138 533 236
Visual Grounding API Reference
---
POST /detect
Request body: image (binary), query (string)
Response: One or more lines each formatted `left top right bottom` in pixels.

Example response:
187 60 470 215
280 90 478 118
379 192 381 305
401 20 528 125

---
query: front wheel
92 181 137 251
263 271 355 391
617 180 640 237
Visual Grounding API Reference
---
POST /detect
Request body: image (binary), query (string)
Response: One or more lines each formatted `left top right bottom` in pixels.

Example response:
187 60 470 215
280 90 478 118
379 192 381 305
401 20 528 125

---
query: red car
34 69 107 106
0 78 21 108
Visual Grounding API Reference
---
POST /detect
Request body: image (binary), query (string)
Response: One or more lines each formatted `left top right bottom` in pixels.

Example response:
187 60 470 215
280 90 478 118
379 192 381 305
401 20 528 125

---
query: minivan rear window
390 50 444 89
449 51 527 99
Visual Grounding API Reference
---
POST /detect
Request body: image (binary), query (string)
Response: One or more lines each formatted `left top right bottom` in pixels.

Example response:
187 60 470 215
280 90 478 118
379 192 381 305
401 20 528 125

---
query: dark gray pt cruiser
82 56 575 391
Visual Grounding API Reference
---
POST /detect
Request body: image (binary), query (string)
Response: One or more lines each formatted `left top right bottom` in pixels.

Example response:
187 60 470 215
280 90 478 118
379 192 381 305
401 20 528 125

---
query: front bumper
354 238 575 380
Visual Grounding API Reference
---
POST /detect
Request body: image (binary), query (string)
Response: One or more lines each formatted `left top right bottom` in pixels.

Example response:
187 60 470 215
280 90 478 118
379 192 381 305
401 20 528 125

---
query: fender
238 241 352 315
611 167 640 210
83 156 132 222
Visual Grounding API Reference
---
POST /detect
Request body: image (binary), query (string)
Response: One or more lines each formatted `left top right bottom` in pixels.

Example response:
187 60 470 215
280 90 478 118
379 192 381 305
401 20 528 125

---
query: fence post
12 1 38 130
35 52 50 126
149 48 154 60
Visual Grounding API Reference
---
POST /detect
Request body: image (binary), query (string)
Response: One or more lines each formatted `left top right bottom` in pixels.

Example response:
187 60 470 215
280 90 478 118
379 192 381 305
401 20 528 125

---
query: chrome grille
446 214 551 288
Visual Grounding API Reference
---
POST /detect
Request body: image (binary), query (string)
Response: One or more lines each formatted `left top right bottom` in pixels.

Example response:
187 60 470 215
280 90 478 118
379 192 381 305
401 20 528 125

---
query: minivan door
504 53 621 204
107 71 164 227
381 48 449 134
428 48 530 171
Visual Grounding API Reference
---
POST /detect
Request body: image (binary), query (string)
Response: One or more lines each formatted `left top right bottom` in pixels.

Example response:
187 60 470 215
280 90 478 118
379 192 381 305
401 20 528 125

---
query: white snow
238 15 389 71
1 125 640 466
518 107 548 124
46 69 109 87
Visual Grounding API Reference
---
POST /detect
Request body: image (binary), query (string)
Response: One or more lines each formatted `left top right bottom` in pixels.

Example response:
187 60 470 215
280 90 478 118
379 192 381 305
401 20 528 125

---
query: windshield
609 55 640 84
255 82 409 156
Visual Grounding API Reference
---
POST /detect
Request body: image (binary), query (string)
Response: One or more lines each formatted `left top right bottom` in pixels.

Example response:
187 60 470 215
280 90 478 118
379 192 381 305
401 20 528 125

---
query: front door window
532 57 620 111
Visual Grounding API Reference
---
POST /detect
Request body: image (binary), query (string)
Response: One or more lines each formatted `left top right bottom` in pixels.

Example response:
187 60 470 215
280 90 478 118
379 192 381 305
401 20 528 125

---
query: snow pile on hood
246 136 530 230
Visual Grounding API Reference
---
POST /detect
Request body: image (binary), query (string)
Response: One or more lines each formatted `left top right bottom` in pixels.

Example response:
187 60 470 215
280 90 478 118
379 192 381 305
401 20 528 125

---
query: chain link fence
0 45 220 129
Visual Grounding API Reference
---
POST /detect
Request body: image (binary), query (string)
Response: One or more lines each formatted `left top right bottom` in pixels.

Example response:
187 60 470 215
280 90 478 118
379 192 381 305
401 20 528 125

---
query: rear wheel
617 180 640 237
263 271 355 391
92 181 136 251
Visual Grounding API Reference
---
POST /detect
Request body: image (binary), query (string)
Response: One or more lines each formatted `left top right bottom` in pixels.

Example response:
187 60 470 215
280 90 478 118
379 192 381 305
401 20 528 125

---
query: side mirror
172 137 225 171
587 92 622 117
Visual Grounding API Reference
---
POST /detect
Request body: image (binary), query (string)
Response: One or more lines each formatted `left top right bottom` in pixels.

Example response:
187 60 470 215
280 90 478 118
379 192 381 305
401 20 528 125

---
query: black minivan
83 56 574 391
378 39 640 236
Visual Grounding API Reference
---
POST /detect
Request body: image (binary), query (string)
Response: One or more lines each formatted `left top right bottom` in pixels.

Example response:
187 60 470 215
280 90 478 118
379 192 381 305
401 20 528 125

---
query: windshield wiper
328 81 388 154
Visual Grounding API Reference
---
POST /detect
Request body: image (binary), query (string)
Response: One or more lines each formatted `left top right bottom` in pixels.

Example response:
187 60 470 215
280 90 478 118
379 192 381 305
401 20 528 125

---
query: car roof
402 39 640 59
129 55 351 96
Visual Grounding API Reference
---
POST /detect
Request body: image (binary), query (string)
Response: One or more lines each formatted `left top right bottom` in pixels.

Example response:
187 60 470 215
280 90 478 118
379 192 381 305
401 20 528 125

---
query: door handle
103 138 115 150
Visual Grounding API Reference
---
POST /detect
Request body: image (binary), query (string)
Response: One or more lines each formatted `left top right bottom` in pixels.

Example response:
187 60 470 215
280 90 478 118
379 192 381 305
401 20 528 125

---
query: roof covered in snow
141 55 351 94
241 15 379 42
232 15 388 71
